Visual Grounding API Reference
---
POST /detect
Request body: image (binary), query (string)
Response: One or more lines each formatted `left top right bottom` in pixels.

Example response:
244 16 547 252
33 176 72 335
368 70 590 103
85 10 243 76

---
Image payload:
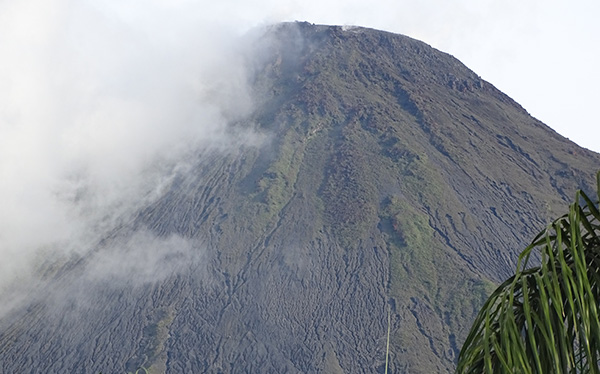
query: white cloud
84 231 205 287
0 0 258 296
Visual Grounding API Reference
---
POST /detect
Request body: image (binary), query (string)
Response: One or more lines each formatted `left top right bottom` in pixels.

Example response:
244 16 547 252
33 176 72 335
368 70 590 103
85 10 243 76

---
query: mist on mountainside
0 1 266 315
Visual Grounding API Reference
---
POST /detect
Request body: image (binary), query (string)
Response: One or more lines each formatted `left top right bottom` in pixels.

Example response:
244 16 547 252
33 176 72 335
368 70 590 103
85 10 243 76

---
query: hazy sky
10 0 592 152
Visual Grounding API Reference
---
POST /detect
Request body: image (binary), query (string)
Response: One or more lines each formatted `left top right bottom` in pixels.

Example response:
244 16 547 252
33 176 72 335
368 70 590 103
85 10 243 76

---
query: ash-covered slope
1 22 599 374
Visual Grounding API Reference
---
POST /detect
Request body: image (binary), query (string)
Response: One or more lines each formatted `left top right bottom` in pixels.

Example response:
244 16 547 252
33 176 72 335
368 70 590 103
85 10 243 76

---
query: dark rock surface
1 22 599 373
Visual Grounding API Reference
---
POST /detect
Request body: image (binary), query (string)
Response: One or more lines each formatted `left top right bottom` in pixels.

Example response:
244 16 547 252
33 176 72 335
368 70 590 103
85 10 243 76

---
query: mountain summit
1 22 599 373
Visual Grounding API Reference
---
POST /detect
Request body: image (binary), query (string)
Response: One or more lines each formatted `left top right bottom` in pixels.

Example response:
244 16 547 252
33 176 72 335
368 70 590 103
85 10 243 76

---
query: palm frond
456 172 600 374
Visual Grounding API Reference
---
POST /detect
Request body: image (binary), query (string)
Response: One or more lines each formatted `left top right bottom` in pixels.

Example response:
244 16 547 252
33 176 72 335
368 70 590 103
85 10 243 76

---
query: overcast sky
229 0 598 152
1 0 597 151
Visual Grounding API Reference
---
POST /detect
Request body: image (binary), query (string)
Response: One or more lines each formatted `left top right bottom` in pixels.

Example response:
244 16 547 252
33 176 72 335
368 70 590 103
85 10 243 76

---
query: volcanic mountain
1 22 599 373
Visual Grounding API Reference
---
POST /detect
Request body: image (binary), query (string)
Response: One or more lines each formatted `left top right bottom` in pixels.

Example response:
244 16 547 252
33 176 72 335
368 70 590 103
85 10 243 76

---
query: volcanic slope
1 22 599 374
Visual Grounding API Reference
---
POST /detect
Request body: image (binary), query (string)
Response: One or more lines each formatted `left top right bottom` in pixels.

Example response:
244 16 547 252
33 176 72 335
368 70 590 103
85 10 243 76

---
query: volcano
1 22 599 374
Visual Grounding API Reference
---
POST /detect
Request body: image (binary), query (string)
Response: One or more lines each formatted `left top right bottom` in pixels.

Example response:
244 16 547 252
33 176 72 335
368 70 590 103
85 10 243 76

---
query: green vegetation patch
382 195 438 296
242 117 310 233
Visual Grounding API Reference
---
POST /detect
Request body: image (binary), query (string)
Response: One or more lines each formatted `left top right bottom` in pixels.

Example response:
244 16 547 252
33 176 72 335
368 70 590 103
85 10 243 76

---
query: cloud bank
0 0 260 298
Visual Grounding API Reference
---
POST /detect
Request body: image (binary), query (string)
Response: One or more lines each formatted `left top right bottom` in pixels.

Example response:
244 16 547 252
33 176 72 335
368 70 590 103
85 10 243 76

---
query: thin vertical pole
385 305 391 374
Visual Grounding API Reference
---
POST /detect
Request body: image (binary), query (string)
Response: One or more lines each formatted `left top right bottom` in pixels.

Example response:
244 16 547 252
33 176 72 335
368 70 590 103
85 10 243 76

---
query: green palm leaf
456 172 600 374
